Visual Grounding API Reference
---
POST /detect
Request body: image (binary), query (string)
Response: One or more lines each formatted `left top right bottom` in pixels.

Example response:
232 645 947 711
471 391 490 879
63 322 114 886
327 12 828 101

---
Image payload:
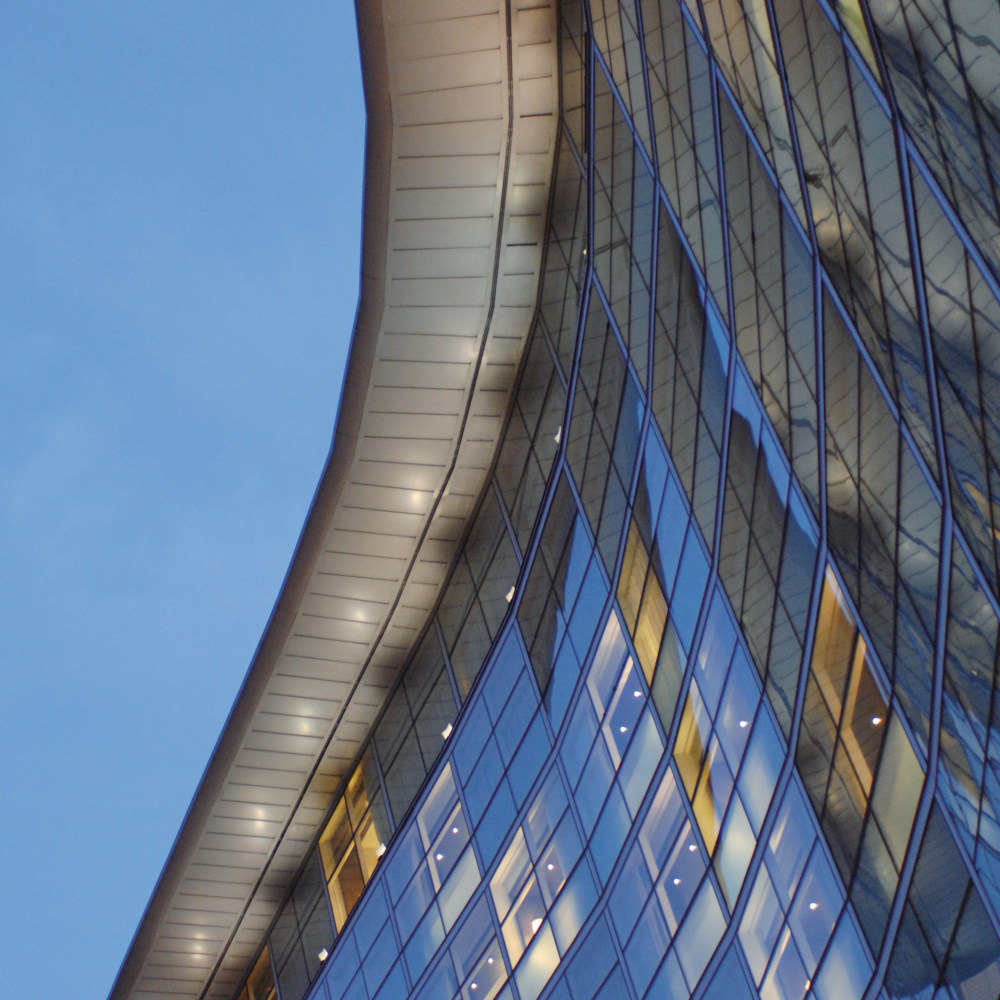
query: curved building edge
108 1 558 997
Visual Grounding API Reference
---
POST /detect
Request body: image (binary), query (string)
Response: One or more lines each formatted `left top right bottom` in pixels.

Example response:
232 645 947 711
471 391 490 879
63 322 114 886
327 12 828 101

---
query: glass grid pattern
232 0 1000 998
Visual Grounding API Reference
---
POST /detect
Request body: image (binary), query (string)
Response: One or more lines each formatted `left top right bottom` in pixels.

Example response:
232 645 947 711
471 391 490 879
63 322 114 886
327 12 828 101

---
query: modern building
110 0 1000 998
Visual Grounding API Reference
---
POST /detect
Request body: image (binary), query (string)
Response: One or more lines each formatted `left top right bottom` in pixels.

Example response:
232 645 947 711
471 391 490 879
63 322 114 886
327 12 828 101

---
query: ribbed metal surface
109 1 557 998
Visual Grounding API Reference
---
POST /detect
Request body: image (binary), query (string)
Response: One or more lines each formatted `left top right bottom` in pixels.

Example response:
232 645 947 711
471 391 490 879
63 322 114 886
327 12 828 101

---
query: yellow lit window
239 947 276 1000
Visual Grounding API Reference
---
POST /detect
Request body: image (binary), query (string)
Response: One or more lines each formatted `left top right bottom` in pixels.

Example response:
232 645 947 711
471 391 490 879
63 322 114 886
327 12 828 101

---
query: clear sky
0 4 364 996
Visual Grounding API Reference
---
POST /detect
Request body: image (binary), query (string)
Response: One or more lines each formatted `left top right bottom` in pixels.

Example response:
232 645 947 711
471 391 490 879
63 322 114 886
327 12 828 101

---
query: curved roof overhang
108 0 558 997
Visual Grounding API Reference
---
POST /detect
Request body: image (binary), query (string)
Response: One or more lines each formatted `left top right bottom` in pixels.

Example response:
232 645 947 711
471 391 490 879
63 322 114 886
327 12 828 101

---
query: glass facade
231 0 1000 997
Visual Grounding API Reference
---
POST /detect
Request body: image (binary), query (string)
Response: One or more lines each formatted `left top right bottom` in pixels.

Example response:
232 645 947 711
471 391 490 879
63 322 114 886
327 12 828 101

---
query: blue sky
0 4 364 996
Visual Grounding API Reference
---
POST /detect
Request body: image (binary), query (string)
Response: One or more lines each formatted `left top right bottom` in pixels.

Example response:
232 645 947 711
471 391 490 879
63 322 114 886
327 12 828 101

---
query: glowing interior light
436 852 444 861
441 723 453 740
582 247 588 256
673 877 682 885
738 719 748 728
375 842 387 858
808 902 819 911
487 957 494 965
619 725 628 733
688 844 697 852
871 716 883 725
530 917 543 935
546 862 555 871
553 425 562 445
505 585 515 603
633 690 642 698
452 826 459 835
318 949 329 962
471 984 478 991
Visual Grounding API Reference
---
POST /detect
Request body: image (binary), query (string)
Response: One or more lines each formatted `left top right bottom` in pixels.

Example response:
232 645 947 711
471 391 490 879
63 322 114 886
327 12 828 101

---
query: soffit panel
386 13 502 60
365 385 468 415
319 530 414 563
383 0 499 24
391 216 496 251
378 332 478 363
395 83 505 125
393 155 500 191
305 575 398 606
264 675 349 703
392 187 500 222
393 52 502 96
324 503 427 536
334 482 434 514
255 694 340 722
396 119 505 157
387 275 491 308
345 465 443 497
372 358 472 388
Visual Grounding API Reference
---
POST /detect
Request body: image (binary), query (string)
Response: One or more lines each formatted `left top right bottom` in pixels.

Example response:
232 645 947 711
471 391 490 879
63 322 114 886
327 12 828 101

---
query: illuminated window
450 899 507 1000
796 567 923 947
318 755 391 930
238 948 276 1000
618 518 668 683
319 800 365 930
490 771 584 982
